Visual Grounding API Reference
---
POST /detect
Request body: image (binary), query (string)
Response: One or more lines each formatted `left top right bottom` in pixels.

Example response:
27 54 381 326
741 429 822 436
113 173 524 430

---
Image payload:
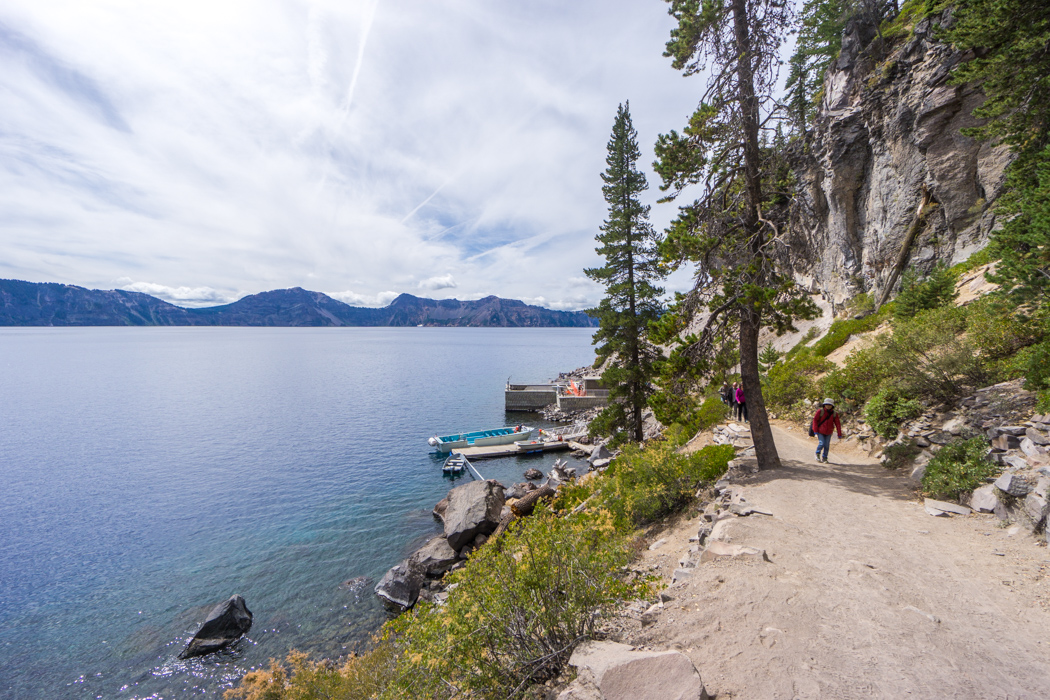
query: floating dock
456 440 573 460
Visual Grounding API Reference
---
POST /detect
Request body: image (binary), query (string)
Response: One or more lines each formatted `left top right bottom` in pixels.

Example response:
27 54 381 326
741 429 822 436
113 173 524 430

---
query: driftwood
876 186 933 310
511 483 556 518
491 511 516 540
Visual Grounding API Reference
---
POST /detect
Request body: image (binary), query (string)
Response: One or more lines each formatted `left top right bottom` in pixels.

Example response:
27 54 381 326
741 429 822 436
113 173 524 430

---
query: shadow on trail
742 457 915 503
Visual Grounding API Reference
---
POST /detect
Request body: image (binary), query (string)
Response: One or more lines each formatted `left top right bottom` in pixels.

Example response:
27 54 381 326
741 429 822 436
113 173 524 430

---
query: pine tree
946 0 1050 310
585 102 664 444
655 0 819 470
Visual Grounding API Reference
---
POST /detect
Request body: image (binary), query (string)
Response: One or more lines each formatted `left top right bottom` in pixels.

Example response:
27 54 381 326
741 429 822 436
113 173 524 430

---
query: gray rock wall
790 11 1012 305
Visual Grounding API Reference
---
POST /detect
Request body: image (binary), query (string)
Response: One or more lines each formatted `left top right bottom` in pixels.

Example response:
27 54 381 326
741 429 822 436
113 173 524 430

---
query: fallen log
510 483 555 517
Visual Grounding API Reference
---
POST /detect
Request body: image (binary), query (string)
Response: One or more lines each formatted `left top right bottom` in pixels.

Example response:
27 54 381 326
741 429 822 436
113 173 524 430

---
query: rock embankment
375 449 620 611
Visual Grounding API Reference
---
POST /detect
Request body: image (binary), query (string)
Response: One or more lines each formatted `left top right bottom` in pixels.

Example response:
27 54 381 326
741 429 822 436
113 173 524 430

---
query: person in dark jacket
812 398 843 463
720 382 732 406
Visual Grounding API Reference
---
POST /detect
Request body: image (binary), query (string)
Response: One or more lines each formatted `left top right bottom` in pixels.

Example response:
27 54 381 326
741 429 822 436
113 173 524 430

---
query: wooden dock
456 440 573 460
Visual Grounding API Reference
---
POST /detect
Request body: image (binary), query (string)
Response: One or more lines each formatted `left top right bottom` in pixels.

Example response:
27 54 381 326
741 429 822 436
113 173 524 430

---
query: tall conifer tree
586 102 664 444
655 0 818 470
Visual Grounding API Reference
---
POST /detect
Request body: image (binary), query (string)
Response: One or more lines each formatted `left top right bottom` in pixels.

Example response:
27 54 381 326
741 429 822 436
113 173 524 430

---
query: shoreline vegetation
223 241 1050 697
225 415 735 700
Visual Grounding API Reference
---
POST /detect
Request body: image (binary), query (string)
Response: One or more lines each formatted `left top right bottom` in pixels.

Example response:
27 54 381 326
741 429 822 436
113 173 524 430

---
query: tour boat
427 425 534 453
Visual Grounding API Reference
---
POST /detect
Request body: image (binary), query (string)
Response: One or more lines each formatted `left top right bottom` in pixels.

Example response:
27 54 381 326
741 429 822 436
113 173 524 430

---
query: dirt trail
630 424 1050 699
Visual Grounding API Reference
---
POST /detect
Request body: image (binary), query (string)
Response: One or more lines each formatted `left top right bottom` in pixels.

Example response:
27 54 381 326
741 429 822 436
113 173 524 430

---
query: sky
0 0 714 310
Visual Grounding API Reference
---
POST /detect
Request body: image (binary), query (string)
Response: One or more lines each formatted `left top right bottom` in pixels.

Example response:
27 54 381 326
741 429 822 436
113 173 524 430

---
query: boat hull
429 426 533 453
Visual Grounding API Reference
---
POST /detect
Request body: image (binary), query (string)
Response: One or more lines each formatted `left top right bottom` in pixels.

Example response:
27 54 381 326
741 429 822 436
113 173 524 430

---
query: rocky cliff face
790 10 1012 307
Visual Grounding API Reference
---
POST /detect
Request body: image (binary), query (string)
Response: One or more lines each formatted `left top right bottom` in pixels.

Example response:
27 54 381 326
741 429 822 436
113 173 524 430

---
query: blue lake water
0 327 596 699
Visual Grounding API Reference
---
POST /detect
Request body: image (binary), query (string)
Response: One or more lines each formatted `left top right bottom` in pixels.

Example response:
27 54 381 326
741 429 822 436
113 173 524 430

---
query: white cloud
0 0 713 307
117 279 239 307
417 274 457 291
328 289 398 307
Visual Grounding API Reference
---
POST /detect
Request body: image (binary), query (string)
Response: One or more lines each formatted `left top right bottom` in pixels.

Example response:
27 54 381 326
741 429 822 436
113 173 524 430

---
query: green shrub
881 439 923 470
224 644 397 700
948 246 997 277
765 350 833 409
1022 337 1050 393
810 304 891 357
965 297 1044 360
648 392 728 439
921 437 998 501
819 344 892 413
894 263 958 321
880 305 989 404
388 509 645 698
784 327 819 360
1037 391 1050 414
578 442 734 530
864 385 924 438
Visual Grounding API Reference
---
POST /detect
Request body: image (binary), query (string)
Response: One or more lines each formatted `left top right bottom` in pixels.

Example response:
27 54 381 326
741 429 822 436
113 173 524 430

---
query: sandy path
629 425 1050 699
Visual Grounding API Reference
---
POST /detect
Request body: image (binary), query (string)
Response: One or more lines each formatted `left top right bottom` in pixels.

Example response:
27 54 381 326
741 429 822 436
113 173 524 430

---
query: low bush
921 437 998 502
1021 337 1050 393
965 297 1045 361
588 442 735 530
881 439 923 470
864 385 924 439
880 305 989 404
765 350 833 409
810 304 891 358
819 343 893 413
388 509 645 698
224 644 397 700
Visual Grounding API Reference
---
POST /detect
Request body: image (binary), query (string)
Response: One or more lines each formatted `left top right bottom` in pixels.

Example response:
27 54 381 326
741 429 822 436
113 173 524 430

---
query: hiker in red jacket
812 398 843 463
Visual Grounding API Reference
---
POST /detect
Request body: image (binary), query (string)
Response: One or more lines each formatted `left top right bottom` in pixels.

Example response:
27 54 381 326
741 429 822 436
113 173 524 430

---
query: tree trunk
731 0 780 470
739 308 781 470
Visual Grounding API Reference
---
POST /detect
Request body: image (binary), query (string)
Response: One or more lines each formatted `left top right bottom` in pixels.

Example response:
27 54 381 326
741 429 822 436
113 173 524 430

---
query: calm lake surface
0 327 596 699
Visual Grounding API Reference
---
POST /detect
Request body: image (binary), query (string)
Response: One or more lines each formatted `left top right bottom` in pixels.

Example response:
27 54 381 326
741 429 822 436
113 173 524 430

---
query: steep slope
0 279 202 326
790 10 1012 307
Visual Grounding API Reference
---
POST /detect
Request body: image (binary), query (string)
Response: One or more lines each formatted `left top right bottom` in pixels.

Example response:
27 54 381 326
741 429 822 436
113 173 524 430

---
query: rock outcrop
790 11 1012 305
178 595 253 659
374 560 425 610
443 480 506 551
558 640 708 700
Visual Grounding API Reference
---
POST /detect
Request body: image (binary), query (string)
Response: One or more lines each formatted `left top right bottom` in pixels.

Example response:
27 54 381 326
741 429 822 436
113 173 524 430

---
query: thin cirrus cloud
0 0 709 311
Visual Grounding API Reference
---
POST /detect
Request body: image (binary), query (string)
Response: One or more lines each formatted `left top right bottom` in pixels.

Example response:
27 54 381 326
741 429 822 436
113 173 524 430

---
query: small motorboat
427 425 534 453
442 453 471 476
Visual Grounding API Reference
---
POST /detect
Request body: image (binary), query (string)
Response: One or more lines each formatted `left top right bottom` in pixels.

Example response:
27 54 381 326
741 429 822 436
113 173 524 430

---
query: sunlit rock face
789 11 1012 307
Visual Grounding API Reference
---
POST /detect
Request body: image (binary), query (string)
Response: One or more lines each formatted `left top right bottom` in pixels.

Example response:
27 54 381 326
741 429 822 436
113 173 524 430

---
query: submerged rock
178 595 253 659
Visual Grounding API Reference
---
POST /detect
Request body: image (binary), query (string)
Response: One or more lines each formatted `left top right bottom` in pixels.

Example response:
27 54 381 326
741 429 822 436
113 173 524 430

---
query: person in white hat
811 398 843 463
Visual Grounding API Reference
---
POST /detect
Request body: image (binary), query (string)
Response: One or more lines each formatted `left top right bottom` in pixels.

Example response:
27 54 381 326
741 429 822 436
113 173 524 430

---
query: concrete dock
455 440 573 460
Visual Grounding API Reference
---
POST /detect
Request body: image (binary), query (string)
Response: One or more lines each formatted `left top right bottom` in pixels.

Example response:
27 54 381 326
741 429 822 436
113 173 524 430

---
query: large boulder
970 484 999 513
562 640 707 700
995 472 1032 497
443 480 505 551
409 537 459 578
374 560 424 610
589 443 612 465
179 595 253 659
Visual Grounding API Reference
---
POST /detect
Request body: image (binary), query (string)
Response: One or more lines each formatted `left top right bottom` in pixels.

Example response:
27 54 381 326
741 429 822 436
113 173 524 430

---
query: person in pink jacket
811 398 843 463
734 384 747 423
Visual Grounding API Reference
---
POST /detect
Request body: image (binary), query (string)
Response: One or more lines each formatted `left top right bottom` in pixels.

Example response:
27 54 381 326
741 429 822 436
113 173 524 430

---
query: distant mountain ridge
0 280 597 327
